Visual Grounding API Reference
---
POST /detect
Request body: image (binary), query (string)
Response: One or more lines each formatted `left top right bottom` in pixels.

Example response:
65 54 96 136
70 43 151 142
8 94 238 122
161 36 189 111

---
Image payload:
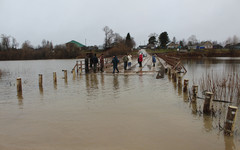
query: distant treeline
0 34 83 60
0 45 86 60
0 28 136 60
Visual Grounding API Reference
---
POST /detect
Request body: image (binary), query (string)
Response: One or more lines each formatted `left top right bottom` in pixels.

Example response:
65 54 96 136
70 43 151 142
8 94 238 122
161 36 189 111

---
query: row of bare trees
103 26 136 56
0 34 82 60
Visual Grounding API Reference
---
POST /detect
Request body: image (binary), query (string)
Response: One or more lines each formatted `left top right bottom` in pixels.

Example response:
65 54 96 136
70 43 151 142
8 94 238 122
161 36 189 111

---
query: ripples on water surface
0 58 240 150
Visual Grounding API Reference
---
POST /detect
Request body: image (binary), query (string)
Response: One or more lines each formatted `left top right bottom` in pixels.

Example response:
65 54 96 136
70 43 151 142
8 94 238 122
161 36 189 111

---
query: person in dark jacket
85 54 89 73
112 55 119 73
90 54 93 69
92 54 98 73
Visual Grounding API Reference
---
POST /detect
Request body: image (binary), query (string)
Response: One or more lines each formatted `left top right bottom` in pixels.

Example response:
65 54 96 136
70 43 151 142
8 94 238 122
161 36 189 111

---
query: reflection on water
17 92 23 106
183 92 188 102
191 101 198 115
203 114 213 132
113 75 119 90
54 82 57 90
0 58 239 150
100 73 104 87
39 85 43 95
178 84 182 96
224 135 236 150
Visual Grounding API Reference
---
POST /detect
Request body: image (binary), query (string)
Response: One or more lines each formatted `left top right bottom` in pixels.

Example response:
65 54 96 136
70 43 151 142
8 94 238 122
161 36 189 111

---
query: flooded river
0 58 240 150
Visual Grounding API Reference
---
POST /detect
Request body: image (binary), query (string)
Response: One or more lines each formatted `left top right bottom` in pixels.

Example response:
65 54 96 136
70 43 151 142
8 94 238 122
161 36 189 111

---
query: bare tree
113 33 123 45
11 37 19 49
148 33 158 38
225 37 232 45
1 34 10 50
103 26 114 49
188 35 198 45
22 40 33 50
225 35 239 45
42 39 47 48
232 35 239 44
172 37 176 44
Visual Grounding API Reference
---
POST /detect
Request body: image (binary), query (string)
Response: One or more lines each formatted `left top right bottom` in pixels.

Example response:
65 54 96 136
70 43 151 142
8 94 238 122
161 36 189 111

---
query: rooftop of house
67 40 86 47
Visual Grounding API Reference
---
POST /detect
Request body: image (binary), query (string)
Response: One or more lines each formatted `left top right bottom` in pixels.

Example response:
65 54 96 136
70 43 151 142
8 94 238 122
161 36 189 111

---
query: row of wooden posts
16 59 113 94
73 60 112 74
16 70 67 93
15 66 238 136
167 67 238 136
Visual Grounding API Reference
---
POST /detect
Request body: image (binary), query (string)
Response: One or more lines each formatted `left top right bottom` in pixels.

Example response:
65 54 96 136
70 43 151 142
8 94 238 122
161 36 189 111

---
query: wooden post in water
178 75 182 87
224 106 238 136
192 85 198 102
183 79 189 93
53 72 57 84
203 92 213 114
72 69 76 78
168 68 171 76
39 74 43 87
16 77 22 93
64 70 67 80
165 68 168 74
172 70 177 82
76 61 79 74
80 61 83 73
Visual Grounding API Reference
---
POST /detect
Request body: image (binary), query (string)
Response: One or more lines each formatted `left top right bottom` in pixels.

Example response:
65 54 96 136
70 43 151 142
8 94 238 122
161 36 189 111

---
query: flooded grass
199 70 240 105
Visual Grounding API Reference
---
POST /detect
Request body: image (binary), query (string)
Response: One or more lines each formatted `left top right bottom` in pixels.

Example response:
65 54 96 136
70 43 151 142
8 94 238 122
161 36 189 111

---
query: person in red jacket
138 53 143 67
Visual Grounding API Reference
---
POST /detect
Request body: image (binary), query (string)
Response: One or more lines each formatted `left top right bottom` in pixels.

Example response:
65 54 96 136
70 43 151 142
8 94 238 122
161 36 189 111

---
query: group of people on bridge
85 53 104 73
84 52 157 74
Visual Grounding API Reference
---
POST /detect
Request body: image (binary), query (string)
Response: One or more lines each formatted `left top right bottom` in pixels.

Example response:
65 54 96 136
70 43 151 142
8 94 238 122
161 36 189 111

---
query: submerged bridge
72 50 187 76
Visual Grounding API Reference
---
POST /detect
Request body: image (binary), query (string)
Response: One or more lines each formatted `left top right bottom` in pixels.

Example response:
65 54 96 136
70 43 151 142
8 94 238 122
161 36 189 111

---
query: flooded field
0 58 240 150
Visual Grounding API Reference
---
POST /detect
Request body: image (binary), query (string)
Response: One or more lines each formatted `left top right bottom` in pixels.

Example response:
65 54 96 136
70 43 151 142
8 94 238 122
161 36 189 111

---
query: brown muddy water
0 58 240 150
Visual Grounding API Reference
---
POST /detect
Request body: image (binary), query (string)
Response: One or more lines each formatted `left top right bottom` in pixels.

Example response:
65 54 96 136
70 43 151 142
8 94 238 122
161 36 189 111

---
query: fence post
224 106 238 136
16 77 22 94
178 75 182 87
183 79 189 93
72 69 76 78
172 70 177 82
203 92 213 114
64 70 67 80
76 61 79 74
53 72 57 84
192 85 198 102
168 68 171 76
39 74 43 87
80 61 83 73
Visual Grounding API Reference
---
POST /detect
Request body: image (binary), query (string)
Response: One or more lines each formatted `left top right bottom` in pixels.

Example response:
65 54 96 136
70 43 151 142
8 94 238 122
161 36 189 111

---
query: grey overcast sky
0 0 240 47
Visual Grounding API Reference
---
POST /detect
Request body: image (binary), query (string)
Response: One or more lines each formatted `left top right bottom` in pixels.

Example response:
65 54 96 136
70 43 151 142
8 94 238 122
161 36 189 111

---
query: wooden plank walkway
72 50 187 75
72 55 162 75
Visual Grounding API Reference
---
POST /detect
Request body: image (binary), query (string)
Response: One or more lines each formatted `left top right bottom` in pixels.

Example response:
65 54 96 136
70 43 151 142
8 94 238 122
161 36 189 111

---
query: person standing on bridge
99 54 104 72
85 54 89 73
122 54 129 70
152 54 156 67
127 54 132 69
112 55 119 73
92 53 98 73
138 53 143 67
